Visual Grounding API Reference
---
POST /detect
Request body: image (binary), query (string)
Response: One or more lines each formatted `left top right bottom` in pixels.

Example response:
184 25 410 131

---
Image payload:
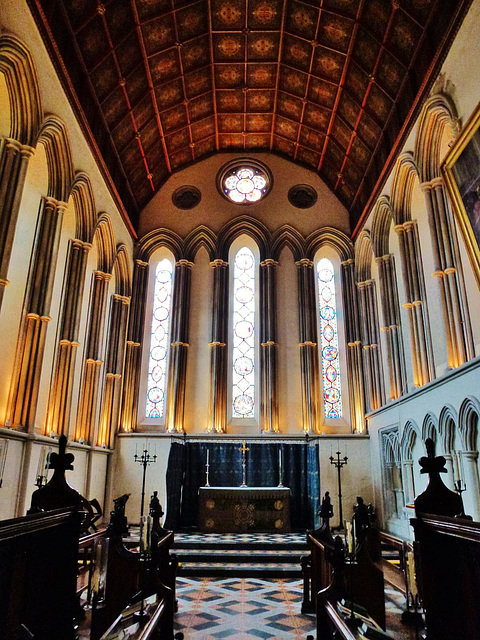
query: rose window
219 160 271 204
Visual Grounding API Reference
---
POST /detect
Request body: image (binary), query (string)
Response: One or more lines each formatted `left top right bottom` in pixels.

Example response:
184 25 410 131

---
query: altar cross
239 441 249 487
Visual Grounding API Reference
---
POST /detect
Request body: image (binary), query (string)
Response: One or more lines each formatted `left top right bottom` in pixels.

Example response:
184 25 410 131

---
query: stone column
443 453 455 491
357 280 385 412
166 259 193 433
46 239 91 437
296 258 319 434
75 270 111 444
376 254 406 400
120 260 149 433
260 258 278 433
6 196 66 430
0 138 34 310
341 259 365 432
461 451 480 521
208 260 228 433
395 221 434 387
97 293 130 447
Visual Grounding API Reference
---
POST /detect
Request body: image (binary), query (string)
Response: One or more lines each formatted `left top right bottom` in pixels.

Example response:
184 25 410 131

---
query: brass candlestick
239 441 249 487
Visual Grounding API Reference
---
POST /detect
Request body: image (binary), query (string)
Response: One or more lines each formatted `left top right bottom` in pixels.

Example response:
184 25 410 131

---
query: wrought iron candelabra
134 444 157 520
330 449 348 530
454 479 466 496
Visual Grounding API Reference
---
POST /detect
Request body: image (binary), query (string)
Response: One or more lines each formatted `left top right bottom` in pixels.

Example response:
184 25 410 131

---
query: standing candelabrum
330 449 348 530
239 441 249 487
205 449 210 487
134 443 157 523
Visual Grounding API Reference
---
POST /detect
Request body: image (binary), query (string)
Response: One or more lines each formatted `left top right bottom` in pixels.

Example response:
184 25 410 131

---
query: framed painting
442 102 480 289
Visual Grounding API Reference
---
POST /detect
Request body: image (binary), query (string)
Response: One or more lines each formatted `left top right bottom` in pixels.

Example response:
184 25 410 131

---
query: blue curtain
164 440 321 531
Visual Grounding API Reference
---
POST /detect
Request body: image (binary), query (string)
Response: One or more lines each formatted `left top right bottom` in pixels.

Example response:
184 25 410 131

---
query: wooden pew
302 522 334 613
411 438 475 640
0 507 81 640
90 495 178 640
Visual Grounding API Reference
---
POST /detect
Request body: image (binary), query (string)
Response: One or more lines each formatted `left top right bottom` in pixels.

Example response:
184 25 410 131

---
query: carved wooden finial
48 434 75 472
418 437 447 475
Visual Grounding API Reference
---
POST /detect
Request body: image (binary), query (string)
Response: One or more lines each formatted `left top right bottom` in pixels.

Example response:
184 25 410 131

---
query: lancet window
232 246 256 418
317 257 343 419
145 258 173 419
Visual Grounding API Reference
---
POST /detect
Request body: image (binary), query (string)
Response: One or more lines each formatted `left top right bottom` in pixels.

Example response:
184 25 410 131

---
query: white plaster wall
276 247 303 433
0 437 23 519
89 451 109 509
184 247 213 432
139 153 350 239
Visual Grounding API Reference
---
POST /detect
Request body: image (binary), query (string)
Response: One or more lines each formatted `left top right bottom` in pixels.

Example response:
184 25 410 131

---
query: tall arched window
317 257 343 419
232 246 256 418
145 258 173 419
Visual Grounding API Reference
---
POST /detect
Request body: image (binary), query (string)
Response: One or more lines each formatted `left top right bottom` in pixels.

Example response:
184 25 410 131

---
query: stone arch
271 225 305 262
137 228 184 263
422 413 438 443
390 153 420 225
184 225 216 262
70 172 96 243
37 116 74 203
217 215 270 261
439 405 457 453
94 214 116 274
401 420 419 460
459 397 480 451
113 244 132 298
415 92 459 183
371 196 395 258
305 227 353 263
0 34 42 146
354 230 374 282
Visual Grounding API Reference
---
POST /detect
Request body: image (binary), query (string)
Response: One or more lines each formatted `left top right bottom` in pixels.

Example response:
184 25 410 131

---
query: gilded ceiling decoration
28 0 471 233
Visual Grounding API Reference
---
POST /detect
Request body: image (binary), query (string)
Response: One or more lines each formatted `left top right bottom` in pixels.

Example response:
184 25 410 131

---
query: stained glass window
232 247 256 418
145 258 173 419
221 165 270 204
317 258 342 418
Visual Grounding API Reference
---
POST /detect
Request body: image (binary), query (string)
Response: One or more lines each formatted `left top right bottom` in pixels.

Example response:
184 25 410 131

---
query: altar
198 486 291 533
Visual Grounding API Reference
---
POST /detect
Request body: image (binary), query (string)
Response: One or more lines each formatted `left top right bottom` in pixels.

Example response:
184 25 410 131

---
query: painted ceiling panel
29 0 471 231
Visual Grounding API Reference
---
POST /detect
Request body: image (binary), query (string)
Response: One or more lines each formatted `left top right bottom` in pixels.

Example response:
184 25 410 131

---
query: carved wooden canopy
28 0 471 233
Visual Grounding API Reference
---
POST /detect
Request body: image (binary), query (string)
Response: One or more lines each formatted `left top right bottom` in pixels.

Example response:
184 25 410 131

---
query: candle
454 451 460 479
206 449 209 465
135 441 138 456
346 521 353 554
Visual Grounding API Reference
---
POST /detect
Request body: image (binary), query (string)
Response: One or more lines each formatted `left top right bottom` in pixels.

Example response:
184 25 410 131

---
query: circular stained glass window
218 159 272 204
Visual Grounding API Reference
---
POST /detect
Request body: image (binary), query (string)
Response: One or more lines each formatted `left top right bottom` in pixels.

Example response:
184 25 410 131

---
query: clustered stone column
6 196 66 430
356 279 385 412
166 259 193 433
0 138 34 311
260 258 278 433
46 238 91 436
120 259 149 432
395 220 435 387
422 179 474 368
97 293 130 447
341 259 365 433
401 459 415 505
296 258 319 434
208 259 229 433
74 270 111 443
376 254 406 400
461 450 480 521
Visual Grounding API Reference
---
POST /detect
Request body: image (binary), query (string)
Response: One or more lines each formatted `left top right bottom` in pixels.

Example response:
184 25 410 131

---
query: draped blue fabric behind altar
164 440 321 531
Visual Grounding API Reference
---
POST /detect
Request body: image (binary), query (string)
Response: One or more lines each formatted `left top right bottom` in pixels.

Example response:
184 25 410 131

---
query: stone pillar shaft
208 260 228 433
166 260 192 433
260 259 278 433
7 196 65 431
120 260 148 433
462 451 480 521
341 259 365 432
296 259 319 434
0 138 34 310
75 271 111 443
357 280 385 412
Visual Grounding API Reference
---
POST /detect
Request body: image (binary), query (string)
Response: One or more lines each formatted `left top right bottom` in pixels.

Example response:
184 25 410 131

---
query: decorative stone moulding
217 158 272 204
172 185 202 210
288 184 318 209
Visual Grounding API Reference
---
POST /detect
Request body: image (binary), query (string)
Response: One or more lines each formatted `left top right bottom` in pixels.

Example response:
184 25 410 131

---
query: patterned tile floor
174 533 307 545
174 577 315 639
174 578 423 639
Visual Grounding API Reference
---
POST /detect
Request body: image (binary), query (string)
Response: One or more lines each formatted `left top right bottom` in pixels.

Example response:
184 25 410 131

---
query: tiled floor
174 577 316 639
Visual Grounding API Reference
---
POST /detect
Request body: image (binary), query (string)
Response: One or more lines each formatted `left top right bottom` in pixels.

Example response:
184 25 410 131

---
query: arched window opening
317 257 342 419
232 246 256 418
145 258 173 419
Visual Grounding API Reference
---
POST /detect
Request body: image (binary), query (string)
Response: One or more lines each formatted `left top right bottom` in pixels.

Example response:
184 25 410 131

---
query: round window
218 159 272 204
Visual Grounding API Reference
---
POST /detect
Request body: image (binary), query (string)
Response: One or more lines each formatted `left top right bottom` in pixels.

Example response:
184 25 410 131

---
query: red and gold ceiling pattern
29 0 470 231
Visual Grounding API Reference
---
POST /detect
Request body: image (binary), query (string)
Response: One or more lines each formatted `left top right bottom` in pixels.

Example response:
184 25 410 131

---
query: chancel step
172 532 307 579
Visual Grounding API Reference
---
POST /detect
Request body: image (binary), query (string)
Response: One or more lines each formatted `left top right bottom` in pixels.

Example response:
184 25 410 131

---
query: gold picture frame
442 102 480 289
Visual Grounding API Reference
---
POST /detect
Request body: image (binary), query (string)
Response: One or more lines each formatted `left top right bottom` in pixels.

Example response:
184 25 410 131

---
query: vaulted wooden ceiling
28 0 471 235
